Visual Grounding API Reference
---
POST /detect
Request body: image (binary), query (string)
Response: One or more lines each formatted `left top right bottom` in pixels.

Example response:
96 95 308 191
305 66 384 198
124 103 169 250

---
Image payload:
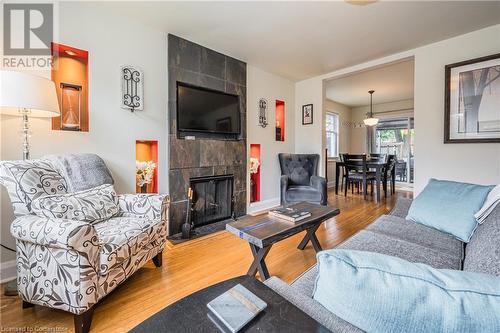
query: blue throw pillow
406 179 493 242
313 249 500 333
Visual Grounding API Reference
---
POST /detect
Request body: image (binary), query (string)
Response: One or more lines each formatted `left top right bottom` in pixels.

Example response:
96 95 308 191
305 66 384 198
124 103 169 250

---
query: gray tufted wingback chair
278 153 327 206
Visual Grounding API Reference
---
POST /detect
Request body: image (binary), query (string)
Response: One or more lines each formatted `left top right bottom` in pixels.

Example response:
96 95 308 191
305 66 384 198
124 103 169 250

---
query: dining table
334 159 395 203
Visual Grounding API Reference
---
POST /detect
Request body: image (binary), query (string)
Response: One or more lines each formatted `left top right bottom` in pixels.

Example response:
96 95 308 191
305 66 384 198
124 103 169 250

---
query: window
325 112 339 158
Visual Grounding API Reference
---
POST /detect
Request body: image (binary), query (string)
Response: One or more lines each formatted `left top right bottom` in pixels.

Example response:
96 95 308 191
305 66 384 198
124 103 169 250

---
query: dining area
334 153 396 203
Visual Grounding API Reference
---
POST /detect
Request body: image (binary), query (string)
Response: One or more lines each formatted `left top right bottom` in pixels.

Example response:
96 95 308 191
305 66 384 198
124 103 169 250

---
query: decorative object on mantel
136 160 156 193
0 70 60 160
444 53 500 143
363 90 379 126
302 104 313 125
258 98 268 127
51 43 89 132
121 65 144 112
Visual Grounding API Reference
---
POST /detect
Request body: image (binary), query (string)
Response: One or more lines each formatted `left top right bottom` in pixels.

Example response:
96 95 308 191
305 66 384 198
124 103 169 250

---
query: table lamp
0 70 60 160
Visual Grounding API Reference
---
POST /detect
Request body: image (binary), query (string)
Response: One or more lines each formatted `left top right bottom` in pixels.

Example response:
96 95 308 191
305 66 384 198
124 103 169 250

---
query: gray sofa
264 198 500 332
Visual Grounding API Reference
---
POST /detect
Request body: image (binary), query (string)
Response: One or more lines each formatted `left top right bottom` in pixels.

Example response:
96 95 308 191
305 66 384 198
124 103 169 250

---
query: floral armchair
0 157 169 333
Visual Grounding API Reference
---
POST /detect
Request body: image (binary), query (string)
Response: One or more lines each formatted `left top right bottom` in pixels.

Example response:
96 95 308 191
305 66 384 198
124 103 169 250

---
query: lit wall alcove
275 100 285 142
250 144 261 203
135 140 158 193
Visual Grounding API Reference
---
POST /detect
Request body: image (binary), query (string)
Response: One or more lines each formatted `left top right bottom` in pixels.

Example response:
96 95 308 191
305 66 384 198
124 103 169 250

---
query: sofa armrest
280 175 290 205
10 215 99 253
389 197 413 218
117 194 169 220
310 175 327 205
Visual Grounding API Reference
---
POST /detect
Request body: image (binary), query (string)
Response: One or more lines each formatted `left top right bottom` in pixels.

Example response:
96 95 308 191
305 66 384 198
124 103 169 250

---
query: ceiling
325 60 414 107
91 1 500 81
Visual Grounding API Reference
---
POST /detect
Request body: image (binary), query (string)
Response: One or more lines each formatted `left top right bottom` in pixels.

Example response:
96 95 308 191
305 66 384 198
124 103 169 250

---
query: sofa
278 153 327 206
264 197 500 332
0 154 169 333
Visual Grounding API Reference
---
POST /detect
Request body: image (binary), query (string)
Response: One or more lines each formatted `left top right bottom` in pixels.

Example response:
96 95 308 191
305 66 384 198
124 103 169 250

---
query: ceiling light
65 50 77 56
363 90 379 126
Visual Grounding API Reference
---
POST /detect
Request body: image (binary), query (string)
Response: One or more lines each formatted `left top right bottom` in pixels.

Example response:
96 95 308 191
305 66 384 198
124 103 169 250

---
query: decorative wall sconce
121 66 143 112
258 98 268 127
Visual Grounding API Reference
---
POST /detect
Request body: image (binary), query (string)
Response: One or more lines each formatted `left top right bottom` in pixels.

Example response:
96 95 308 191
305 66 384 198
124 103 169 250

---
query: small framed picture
445 53 500 143
302 104 313 125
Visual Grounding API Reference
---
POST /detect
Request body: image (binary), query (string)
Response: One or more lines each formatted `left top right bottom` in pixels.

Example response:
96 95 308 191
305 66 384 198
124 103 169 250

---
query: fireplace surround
167 34 247 235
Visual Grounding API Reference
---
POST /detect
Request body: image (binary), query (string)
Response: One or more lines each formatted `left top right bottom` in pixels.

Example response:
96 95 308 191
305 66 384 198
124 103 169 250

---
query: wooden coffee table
226 202 340 280
129 276 330 332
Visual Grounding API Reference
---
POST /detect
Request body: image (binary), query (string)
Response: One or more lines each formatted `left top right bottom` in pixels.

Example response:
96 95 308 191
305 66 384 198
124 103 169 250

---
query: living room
1 1 499 333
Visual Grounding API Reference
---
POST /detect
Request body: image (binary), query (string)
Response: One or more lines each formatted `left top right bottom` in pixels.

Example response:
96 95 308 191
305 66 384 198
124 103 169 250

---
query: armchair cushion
0 160 68 216
94 216 167 275
286 186 323 203
117 193 166 220
31 184 119 224
10 215 99 254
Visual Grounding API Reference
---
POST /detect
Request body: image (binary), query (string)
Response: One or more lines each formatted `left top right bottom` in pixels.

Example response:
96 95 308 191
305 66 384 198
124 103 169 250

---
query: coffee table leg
247 244 272 280
297 224 323 253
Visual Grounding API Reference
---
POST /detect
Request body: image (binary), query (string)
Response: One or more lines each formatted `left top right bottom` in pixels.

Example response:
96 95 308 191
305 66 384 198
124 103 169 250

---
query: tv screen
177 82 240 135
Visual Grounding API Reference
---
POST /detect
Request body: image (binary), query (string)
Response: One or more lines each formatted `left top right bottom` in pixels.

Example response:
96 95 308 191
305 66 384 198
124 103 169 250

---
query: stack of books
268 207 312 223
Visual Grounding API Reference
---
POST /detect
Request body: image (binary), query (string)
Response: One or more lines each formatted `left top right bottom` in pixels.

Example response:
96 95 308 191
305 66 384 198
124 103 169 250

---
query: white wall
295 24 500 195
324 99 351 185
350 99 414 154
0 2 168 264
246 65 295 213
413 26 500 193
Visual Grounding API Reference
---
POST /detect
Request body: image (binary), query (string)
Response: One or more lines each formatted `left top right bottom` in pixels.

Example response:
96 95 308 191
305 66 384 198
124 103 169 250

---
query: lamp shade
364 117 379 126
0 70 60 117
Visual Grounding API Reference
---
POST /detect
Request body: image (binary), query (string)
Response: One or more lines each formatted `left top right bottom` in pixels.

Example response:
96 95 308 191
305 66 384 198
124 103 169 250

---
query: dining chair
343 154 376 200
383 154 397 196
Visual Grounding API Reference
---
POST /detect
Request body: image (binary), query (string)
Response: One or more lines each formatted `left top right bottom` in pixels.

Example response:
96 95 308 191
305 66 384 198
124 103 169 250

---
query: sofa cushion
313 249 500 333
337 230 461 269
32 184 118 224
285 186 322 203
463 204 500 276
0 159 68 216
406 179 493 242
94 216 165 275
264 276 363 333
366 215 463 258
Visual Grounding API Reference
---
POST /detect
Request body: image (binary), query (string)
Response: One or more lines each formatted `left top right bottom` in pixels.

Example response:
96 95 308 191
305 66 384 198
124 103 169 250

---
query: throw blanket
475 184 500 223
44 153 114 192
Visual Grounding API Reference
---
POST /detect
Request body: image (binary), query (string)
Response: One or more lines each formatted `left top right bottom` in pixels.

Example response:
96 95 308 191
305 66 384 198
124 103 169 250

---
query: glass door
375 117 414 185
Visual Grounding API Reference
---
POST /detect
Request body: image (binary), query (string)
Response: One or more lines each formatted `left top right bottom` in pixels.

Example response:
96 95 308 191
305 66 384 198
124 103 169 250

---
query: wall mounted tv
177 82 241 135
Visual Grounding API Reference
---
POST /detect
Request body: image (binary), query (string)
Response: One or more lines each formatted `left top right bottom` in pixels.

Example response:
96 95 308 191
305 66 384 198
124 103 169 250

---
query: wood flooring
0 189 412 332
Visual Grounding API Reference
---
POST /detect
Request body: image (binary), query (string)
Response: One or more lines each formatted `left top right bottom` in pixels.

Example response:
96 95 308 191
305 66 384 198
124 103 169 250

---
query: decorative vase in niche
60 83 82 131
140 184 148 193
250 178 255 203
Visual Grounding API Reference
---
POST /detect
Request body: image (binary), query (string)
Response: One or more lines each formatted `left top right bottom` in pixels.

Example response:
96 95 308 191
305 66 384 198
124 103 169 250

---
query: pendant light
363 90 379 126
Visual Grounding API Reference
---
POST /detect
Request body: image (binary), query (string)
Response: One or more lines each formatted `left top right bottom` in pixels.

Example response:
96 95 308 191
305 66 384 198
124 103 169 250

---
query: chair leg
152 251 163 267
74 307 95 333
22 301 34 309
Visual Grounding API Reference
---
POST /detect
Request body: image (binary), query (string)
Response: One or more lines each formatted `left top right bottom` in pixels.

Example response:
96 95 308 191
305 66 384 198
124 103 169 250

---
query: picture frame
444 53 500 143
302 104 313 125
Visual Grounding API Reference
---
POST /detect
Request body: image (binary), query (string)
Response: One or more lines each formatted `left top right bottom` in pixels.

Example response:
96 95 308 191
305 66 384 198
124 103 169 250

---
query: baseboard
247 197 280 215
0 259 17 283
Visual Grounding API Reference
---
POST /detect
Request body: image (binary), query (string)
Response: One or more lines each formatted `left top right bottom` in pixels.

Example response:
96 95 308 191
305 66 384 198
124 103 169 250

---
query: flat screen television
177 82 241 135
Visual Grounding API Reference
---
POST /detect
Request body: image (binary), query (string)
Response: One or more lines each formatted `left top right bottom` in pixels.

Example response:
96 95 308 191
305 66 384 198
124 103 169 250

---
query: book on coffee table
268 207 312 223
207 284 267 333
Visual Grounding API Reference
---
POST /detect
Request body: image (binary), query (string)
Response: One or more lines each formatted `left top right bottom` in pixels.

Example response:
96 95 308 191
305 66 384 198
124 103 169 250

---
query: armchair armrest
310 175 327 205
280 175 290 205
10 215 99 253
117 194 169 220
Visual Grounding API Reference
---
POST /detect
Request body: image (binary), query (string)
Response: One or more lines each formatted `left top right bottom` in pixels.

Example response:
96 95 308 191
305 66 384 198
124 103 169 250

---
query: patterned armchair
0 157 169 333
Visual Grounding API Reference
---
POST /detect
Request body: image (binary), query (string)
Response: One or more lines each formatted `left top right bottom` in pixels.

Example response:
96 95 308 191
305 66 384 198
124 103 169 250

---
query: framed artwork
302 104 313 125
445 53 500 143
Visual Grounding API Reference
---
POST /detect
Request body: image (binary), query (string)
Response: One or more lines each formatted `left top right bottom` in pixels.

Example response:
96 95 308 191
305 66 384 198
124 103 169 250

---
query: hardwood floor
1 189 412 332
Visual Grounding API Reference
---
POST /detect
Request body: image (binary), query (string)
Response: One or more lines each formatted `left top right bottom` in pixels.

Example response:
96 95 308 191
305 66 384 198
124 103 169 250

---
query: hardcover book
207 284 267 333
268 207 312 223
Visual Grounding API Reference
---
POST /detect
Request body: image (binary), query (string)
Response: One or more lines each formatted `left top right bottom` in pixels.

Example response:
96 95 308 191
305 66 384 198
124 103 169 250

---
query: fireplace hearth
189 174 234 228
